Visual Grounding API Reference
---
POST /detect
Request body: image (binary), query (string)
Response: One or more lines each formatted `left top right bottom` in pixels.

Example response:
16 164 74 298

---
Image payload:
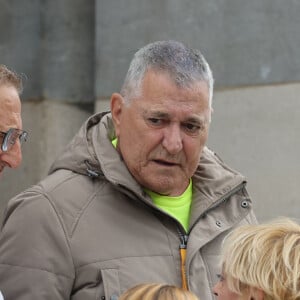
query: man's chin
144 180 188 196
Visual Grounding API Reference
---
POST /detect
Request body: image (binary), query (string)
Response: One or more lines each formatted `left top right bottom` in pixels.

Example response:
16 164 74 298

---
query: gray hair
0 65 23 94
120 40 214 108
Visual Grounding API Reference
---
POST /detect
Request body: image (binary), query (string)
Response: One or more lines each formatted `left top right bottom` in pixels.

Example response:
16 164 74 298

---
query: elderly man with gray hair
0 40 256 300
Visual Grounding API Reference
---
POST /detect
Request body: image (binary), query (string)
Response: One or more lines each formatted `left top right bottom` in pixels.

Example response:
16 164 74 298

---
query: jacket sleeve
0 187 75 299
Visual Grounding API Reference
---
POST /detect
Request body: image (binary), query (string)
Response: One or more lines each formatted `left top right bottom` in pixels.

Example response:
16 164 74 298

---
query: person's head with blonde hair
119 283 199 300
213 218 300 300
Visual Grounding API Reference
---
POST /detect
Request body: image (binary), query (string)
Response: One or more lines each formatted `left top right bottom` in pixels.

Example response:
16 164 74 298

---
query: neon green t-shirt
111 138 118 148
144 181 192 232
111 137 192 232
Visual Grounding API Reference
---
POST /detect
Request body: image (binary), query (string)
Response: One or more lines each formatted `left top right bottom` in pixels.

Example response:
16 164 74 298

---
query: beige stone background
1 0 300 222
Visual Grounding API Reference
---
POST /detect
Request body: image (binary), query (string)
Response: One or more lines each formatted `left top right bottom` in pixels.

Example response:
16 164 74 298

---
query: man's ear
249 288 264 300
110 93 124 137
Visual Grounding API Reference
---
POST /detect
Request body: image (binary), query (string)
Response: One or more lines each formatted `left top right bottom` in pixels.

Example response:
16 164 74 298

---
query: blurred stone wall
1 0 300 221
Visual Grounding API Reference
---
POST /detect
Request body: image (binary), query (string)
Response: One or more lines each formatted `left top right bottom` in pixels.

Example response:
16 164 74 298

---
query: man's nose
1 142 22 168
162 124 183 155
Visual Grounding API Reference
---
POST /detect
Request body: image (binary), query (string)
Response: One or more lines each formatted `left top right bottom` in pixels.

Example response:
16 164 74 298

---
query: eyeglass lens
1 129 28 152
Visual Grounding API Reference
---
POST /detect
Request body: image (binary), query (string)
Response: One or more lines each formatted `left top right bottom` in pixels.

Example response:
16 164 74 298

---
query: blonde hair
119 283 199 300
221 218 300 300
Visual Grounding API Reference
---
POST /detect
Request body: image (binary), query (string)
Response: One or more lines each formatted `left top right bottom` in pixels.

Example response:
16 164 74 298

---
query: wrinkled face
111 70 211 196
0 84 23 175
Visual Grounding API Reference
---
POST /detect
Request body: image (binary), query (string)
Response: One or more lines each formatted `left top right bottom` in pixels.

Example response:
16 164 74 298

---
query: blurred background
0 0 299 221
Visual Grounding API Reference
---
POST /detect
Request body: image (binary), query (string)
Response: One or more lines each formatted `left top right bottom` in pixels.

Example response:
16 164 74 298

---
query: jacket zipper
178 229 189 290
177 181 246 291
118 181 246 291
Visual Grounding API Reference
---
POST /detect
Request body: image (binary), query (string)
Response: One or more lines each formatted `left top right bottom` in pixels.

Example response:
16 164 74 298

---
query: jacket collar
49 112 247 214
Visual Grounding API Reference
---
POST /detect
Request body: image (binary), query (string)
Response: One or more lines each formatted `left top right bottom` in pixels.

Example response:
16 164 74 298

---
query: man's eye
183 123 201 133
148 118 163 125
9 131 19 145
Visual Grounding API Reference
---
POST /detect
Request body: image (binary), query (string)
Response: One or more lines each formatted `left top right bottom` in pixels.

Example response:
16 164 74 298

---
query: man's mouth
153 159 178 166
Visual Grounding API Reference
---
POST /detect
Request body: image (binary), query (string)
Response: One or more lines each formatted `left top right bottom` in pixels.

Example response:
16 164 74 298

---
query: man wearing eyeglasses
0 65 27 176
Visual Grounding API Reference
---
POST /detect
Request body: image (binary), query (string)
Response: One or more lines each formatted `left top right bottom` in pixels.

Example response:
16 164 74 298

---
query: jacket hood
49 112 246 206
49 112 114 178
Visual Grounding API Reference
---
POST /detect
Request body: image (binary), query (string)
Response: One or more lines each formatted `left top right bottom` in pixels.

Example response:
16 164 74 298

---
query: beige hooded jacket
0 112 257 300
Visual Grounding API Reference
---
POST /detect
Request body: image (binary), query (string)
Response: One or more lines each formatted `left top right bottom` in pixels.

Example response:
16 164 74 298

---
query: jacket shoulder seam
28 187 77 273
68 181 108 237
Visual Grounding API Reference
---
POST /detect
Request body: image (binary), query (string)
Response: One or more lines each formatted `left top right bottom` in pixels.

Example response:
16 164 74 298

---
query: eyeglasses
0 128 28 152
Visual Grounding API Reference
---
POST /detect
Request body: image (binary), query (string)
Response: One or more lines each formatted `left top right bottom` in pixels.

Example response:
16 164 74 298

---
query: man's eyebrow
142 111 209 124
142 110 170 119
184 116 202 123
184 116 207 124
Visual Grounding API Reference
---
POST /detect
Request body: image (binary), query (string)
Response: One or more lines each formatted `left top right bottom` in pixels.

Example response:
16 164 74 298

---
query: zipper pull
180 234 188 248
179 233 188 290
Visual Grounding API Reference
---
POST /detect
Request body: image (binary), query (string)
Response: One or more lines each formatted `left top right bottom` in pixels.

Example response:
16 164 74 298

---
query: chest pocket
96 268 120 300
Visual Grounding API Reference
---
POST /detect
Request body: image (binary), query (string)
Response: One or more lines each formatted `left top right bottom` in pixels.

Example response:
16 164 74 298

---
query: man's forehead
140 106 210 123
0 98 16 110
0 87 22 130
140 74 210 106
0 86 21 110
